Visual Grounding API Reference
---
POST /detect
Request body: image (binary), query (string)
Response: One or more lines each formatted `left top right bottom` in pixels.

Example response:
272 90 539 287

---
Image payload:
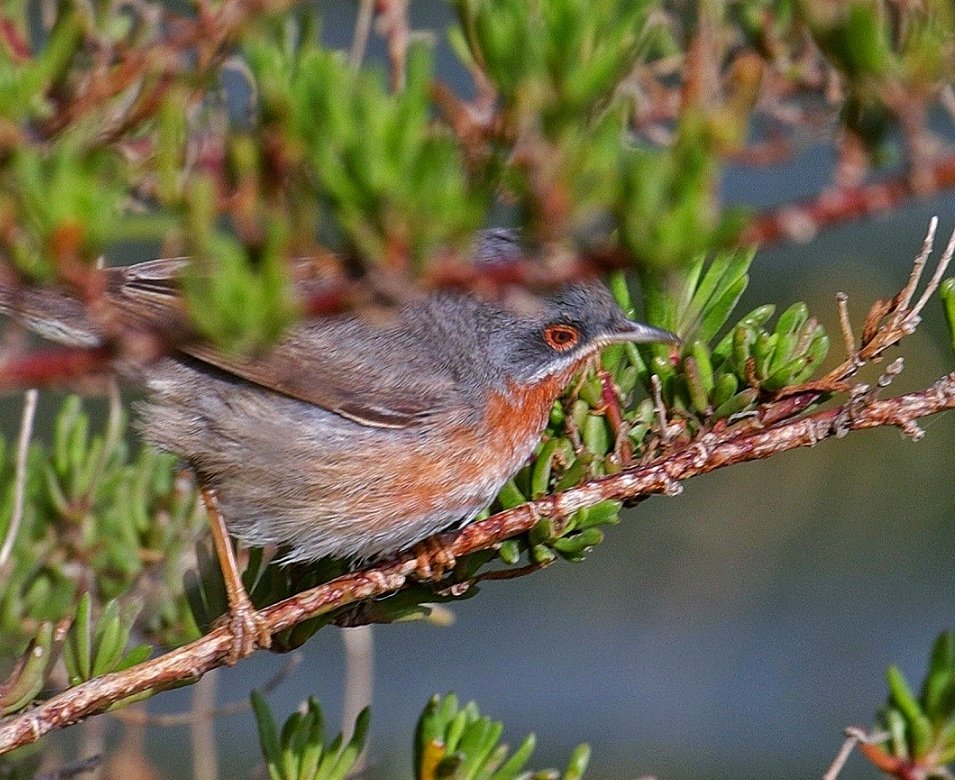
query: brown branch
422 244 633 290
2 371 954 754
0 344 115 388
40 0 297 141
743 155 955 246
823 727 888 780
0 204 949 391
376 0 410 93
0 389 37 568
107 652 301 726
31 754 102 780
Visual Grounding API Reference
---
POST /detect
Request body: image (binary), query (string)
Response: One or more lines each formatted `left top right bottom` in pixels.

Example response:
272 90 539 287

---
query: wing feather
107 259 455 428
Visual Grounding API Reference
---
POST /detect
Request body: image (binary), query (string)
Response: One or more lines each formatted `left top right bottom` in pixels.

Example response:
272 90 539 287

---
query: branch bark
1 371 954 754
741 155 955 245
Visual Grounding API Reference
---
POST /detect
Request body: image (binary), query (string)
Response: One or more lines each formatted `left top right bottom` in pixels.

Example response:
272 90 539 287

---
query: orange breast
483 374 567 471
353 372 571 531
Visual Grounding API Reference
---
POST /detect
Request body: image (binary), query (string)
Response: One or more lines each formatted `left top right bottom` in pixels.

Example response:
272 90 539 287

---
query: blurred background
4 2 955 779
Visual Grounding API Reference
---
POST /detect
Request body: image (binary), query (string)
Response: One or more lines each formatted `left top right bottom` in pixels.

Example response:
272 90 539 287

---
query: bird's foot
411 536 457 581
201 486 272 664
213 595 272 665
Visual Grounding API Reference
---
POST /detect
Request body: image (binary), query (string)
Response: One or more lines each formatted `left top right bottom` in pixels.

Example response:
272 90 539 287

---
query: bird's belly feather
138 360 561 563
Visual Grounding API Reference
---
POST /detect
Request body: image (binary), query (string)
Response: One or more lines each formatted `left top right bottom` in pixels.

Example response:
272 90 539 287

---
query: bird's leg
201 487 272 663
411 535 457 581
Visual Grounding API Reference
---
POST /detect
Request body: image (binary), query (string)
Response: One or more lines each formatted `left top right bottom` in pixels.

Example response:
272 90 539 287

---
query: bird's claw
214 597 272 665
412 537 457 581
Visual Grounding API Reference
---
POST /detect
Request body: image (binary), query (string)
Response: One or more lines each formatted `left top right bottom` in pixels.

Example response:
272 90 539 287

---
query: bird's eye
543 324 580 352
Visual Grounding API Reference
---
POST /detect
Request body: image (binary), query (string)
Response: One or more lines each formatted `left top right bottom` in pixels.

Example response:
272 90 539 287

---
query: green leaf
887 665 924 723
562 744 591 780
499 540 522 565
91 600 124 677
582 414 610 457
298 701 326 780
731 325 755 375
884 706 909 759
713 388 758 420
0 622 56 715
910 712 935 759
489 734 535 780
575 501 621 530
926 631 955 680
940 278 955 352
710 372 739 409
115 644 152 673
684 356 711 414
496 480 527 510
712 304 775 366
763 355 809 392
251 691 284 780
67 592 93 684
416 695 450 775
531 439 574 498
553 528 604 561
692 258 752 343
326 707 370 780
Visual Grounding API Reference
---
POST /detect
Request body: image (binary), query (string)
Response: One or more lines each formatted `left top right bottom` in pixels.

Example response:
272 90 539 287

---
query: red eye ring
543 324 580 352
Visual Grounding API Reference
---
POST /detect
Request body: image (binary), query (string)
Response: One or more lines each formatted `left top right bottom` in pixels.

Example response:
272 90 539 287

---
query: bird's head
490 282 680 384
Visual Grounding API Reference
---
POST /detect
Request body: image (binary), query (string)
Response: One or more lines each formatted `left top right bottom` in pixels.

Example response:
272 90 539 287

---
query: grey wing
105 257 192 331
108 258 457 429
182 320 459 428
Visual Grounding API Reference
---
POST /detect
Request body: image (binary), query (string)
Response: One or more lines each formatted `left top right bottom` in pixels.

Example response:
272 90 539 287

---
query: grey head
481 281 681 385
459 229 681 383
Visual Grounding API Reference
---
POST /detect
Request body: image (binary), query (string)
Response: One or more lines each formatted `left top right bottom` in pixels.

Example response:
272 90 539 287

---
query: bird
0 231 680 660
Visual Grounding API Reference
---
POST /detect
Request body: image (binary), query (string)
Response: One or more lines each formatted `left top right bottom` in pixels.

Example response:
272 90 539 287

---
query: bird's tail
0 282 105 347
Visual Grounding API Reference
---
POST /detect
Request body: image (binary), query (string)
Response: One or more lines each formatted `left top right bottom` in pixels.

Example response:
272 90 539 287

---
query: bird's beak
603 319 682 346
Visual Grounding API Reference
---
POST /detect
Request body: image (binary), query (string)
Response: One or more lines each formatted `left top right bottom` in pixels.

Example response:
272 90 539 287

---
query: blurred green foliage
61 592 151 687
416 693 590 780
238 25 490 271
0 395 203 665
252 692 369 780
860 632 955 778
802 0 955 160
453 0 651 129
251 691 589 780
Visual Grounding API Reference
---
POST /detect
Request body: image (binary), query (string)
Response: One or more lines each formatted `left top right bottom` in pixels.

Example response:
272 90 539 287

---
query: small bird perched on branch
0 231 679 662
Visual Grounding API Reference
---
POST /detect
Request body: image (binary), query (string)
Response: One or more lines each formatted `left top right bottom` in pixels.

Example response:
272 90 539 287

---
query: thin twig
77 717 104 780
109 652 302 726
348 0 374 70
0 388 37 569
0 344 115 389
823 727 889 780
822 728 864 780
742 159 955 246
378 0 409 92
4 216 951 395
340 626 373 774
909 222 955 321
891 215 937 328
471 561 551 582
874 357 905 396
31 755 101 780
191 670 218 780
835 293 857 366
810 219 951 389
650 374 670 444
598 367 631 462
